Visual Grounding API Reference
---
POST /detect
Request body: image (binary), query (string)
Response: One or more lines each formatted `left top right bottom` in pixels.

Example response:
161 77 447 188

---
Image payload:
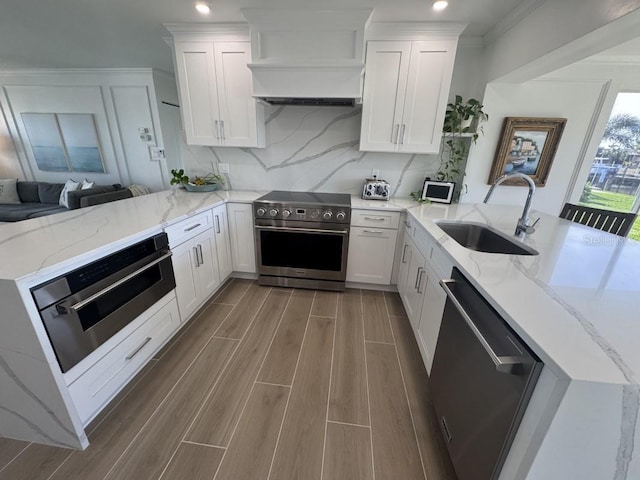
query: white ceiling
0 0 528 72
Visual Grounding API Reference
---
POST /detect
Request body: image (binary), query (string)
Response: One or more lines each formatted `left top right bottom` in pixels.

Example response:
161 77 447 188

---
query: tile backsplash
182 105 441 197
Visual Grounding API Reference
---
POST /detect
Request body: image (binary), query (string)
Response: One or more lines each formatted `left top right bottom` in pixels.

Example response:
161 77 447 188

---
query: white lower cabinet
417 262 448 372
67 295 180 425
397 234 427 327
172 227 220 321
212 204 233 281
227 202 256 273
396 217 453 373
347 209 401 285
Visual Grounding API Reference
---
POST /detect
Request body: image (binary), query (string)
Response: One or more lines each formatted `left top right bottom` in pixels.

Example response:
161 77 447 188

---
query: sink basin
435 221 539 256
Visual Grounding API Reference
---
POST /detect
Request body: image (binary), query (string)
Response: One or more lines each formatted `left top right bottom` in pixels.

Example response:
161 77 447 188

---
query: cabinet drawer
165 210 213 247
68 297 180 425
351 209 400 229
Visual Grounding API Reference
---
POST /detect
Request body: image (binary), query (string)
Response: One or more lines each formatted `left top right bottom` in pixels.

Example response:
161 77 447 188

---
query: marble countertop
407 202 637 386
0 189 264 283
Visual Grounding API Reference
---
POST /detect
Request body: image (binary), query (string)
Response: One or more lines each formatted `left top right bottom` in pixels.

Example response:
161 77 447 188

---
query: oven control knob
256 207 266 217
282 209 291 218
336 211 346 221
269 208 279 217
322 210 333 220
310 210 320 219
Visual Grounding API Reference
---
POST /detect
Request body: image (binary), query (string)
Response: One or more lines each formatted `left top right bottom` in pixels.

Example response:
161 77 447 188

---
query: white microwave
421 179 455 204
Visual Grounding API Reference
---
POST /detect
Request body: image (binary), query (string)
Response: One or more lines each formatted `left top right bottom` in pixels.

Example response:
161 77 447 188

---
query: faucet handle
523 217 540 234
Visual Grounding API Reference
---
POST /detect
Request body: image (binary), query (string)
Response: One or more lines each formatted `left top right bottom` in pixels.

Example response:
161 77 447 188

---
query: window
579 92 640 240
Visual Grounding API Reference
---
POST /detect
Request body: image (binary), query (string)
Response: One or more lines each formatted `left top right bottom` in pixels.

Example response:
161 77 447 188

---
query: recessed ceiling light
195 2 211 14
433 0 448 11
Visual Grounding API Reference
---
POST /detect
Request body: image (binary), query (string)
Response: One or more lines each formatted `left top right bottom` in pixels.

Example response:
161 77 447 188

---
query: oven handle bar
255 225 348 235
66 252 173 313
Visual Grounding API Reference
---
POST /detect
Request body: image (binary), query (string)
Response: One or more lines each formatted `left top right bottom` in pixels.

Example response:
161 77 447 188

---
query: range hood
241 8 372 106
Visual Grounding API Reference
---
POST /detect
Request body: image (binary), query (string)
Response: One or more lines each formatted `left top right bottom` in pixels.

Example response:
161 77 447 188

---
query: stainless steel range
253 191 351 291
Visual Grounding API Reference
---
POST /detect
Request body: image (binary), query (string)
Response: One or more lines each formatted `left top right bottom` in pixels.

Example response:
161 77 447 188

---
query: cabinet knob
282 209 291 218
322 211 333 220
256 207 266 216
336 211 346 221
269 208 279 217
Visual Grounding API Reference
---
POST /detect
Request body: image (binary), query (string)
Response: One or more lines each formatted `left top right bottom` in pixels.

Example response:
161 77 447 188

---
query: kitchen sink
435 221 539 256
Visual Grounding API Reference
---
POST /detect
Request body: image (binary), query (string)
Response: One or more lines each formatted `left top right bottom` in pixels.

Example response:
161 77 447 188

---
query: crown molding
483 0 546 45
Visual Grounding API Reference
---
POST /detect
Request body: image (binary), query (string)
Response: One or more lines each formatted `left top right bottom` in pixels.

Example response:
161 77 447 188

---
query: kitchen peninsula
0 190 638 479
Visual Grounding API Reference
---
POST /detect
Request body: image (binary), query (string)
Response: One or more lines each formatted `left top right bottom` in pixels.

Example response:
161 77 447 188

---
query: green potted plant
170 169 189 188
436 96 488 198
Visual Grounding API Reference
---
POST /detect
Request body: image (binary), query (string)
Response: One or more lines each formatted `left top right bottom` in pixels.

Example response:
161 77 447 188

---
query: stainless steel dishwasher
429 267 543 480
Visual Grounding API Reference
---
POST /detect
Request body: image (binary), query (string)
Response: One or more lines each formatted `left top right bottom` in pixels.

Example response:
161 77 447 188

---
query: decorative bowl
184 182 219 192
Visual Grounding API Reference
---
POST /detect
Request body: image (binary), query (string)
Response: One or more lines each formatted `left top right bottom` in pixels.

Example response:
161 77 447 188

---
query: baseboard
346 282 398 292
231 272 259 280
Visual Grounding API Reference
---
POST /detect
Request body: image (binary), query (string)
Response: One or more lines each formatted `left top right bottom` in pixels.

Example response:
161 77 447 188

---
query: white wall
461 79 608 215
0 69 170 191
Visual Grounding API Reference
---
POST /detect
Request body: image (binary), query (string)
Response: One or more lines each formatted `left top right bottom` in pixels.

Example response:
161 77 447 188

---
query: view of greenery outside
579 190 640 241
579 93 640 242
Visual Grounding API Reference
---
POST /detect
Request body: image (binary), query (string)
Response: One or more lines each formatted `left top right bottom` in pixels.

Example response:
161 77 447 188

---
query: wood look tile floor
0 279 456 480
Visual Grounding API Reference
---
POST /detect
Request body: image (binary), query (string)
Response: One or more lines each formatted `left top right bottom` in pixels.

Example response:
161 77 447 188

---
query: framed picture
488 117 567 186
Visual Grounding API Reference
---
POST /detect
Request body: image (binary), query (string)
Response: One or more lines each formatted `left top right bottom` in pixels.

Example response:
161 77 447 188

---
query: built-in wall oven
253 191 351 291
31 233 176 373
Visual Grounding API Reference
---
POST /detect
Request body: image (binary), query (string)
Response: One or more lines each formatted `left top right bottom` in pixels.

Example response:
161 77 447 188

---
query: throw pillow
59 179 80 208
38 182 65 204
0 179 21 204
81 179 95 190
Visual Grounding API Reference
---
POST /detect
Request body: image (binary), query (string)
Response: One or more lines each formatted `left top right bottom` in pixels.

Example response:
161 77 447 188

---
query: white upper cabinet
168 25 265 148
359 24 463 154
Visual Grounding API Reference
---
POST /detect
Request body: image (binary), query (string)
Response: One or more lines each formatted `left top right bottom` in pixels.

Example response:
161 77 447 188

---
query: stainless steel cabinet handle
440 279 523 374
215 120 220 140
184 223 201 232
392 124 399 144
417 268 426 294
363 229 383 234
197 244 204 265
68 252 172 312
400 124 406 144
193 247 200 267
414 267 423 290
404 220 411 228
401 244 409 263
126 337 152 360
364 216 385 221
221 120 225 140
215 215 221 234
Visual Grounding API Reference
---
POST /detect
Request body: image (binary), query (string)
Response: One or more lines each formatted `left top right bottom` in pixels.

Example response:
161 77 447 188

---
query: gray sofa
0 181 133 222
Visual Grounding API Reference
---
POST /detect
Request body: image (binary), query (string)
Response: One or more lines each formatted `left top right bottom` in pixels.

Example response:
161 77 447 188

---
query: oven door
255 223 349 282
40 251 176 373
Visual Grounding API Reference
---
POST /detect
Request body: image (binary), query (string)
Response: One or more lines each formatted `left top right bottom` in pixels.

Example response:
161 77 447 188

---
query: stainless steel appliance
253 191 351 291
429 268 543 480
362 177 390 200
31 233 176 373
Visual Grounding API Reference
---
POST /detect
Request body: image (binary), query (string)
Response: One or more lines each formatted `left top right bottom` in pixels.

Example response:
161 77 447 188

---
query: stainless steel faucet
484 172 540 236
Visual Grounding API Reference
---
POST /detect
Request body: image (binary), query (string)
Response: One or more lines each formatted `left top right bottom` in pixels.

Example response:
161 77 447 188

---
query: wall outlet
149 147 165 161
371 169 380 178
219 163 230 174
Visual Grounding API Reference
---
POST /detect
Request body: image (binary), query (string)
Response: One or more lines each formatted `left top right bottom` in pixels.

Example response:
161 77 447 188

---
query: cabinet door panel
194 228 220 301
418 264 447 373
359 41 411 152
174 42 221 146
227 203 256 273
404 244 426 328
214 42 259 147
400 40 456 154
346 227 398 285
172 239 201 321
213 204 233 281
